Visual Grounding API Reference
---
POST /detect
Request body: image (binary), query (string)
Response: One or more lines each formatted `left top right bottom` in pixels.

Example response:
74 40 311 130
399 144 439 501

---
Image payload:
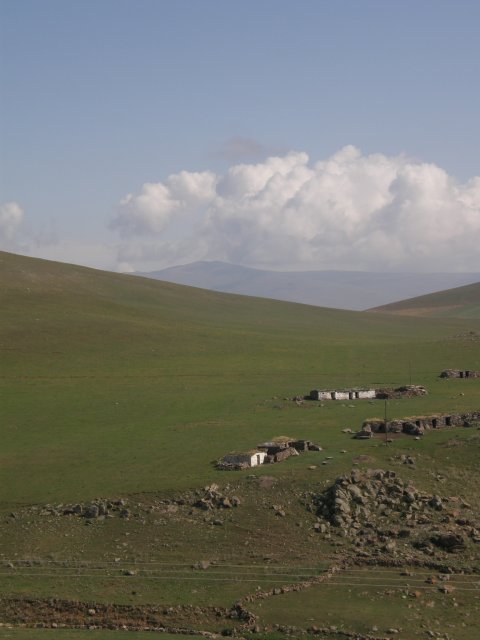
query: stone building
440 369 480 379
309 388 376 401
219 451 267 468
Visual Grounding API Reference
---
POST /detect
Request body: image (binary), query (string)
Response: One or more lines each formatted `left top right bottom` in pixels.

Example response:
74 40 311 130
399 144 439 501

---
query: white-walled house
356 389 376 399
332 390 350 400
310 390 333 401
309 388 376 401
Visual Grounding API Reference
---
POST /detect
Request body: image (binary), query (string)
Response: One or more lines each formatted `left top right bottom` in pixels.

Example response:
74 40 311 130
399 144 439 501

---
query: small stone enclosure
357 410 480 438
440 369 480 379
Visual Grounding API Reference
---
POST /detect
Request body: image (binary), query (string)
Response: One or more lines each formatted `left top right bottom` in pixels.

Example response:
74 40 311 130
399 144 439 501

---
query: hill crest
368 280 480 318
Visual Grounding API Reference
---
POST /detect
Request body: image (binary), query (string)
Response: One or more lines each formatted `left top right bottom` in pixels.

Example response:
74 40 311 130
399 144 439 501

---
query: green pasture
373 280 480 318
249 567 480 639
1 251 480 504
1 252 480 636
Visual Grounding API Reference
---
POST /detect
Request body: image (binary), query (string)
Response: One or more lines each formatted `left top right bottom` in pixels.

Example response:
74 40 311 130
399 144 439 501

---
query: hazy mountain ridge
136 261 480 311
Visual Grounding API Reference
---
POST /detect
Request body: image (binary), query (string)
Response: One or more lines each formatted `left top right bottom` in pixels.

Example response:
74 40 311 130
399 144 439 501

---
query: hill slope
137 260 480 310
2 250 480 504
369 281 480 318
2 251 480 639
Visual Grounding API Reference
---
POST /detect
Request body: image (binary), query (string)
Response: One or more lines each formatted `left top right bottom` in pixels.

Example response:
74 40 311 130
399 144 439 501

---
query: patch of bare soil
257 476 277 489
353 455 376 464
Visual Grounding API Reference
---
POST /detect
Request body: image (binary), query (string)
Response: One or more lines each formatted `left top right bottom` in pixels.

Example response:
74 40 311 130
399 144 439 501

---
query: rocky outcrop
376 385 427 399
354 425 373 439
311 469 480 557
193 484 241 511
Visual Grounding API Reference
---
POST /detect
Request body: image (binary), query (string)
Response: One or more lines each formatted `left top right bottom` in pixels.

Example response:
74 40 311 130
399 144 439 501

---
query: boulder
83 505 99 519
430 532 466 552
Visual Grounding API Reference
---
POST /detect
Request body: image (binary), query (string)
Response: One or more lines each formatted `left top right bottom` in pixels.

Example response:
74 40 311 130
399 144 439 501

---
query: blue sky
1 0 480 272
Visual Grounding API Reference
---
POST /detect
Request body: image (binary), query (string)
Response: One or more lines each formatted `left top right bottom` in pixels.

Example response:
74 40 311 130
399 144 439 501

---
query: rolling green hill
2 250 480 639
2 250 480 504
368 280 480 318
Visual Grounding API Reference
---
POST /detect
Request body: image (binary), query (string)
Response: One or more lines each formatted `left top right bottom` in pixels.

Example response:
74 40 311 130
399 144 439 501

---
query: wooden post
384 399 388 446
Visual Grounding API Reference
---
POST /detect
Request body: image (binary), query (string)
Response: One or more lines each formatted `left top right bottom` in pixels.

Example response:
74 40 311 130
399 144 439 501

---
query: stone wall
358 410 480 437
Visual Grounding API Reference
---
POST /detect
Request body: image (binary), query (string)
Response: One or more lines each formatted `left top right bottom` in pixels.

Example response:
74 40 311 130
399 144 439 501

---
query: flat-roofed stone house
220 450 267 468
440 369 480 379
309 388 376 401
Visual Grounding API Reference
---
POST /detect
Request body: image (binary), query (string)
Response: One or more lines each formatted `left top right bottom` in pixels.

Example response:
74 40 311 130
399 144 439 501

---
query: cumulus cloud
112 147 480 272
0 200 66 266
0 201 24 246
112 171 217 235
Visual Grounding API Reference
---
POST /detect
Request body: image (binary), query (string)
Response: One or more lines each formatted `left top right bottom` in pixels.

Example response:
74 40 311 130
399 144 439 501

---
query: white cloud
0 201 24 247
0 202 114 272
112 171 217 235
0 201 61 259
112 147 480 272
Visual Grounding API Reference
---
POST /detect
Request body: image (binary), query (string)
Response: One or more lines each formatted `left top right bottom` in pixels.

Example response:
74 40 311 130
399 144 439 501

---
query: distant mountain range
136 261 480 311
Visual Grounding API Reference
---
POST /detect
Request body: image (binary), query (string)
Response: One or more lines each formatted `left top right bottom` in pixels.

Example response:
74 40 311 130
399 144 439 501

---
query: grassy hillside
369 280 480 318
2 250 480 504
2 251 480 638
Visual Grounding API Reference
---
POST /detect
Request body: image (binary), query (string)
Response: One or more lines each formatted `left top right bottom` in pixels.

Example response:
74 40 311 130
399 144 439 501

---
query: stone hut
440 369 480 379
257 438 322 455
256 437 322 462
358 410 480 437
219 450 267 468
309 388 376 401
270 447 299 463
256 440 298 463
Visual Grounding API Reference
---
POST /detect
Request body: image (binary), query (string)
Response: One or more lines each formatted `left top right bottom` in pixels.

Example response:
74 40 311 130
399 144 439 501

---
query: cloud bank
113 146 480 272
0 202 97 269
0 201 24 247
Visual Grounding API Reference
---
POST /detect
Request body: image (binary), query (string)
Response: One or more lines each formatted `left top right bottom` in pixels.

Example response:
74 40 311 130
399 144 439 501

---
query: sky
1 0 480 273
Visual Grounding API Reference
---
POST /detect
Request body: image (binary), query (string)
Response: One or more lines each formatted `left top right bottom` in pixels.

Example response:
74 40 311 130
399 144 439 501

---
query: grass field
249 566 480 639
1 251 480 637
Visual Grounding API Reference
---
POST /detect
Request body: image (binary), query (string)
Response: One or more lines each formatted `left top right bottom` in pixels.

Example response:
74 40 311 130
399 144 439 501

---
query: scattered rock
193 486 241 511
430 532 466 553
310 468 478 558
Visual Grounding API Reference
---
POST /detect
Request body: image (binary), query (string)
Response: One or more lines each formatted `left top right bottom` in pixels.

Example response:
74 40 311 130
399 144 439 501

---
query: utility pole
384 399 388 446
